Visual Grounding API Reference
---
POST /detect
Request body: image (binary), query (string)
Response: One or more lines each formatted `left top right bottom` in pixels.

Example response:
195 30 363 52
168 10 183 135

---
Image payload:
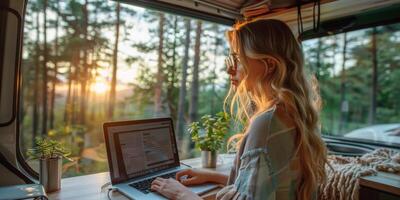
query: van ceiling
120 0 400 33
118 0 303 25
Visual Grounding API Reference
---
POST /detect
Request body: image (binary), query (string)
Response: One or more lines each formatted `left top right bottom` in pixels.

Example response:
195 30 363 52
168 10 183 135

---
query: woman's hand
151 177 201 200
176 169 211 185
176 169 228 186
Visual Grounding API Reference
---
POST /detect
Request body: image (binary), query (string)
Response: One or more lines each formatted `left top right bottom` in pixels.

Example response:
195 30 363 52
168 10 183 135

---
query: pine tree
108 2 121 119
49 0 60 129
154 13 165 115
176 19 191 139
79 0 89 125
369 27 378 124
339 33 347 133
41 0 49 135
189 20 202 123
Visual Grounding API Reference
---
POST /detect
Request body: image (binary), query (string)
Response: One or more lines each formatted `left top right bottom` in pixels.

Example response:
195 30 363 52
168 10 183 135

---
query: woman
151 19 327 200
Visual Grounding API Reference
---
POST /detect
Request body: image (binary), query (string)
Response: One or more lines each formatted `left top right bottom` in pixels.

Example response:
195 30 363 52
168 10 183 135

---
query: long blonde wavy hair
224 19 327 199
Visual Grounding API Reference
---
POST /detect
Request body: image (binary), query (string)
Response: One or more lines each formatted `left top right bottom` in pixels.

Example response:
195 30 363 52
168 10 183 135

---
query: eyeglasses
225 53 239 75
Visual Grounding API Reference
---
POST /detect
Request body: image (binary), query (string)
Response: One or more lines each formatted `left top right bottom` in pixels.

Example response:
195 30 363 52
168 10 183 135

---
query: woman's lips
230 79 238 85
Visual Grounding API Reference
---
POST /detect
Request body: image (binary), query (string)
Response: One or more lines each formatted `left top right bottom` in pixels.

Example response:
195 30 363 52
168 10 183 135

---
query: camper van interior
1 0 400 199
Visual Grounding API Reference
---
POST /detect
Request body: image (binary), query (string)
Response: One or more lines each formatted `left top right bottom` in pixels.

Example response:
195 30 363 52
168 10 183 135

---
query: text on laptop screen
105 119 179 183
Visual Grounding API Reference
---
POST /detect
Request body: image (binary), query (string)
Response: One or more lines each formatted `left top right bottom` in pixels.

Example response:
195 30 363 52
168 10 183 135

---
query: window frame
16 1 400 180
300 4 400 41
323 136 400 150
0 6 22 126
15 0 39 179
0 4 6 101
118 0 235 26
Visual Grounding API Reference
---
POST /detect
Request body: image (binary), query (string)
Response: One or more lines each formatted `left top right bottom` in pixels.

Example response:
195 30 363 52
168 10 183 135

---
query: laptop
103 117 219 200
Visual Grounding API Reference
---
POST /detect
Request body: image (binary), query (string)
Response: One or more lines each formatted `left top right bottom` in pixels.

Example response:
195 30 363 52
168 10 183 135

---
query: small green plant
27 137 72 161
188 112 230 152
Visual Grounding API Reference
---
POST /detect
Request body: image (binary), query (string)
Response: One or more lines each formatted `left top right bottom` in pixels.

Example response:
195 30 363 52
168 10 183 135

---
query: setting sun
91 81 109 94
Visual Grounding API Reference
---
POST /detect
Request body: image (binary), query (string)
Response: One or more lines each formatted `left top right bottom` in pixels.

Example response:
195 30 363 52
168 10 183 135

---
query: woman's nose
226 66 236 76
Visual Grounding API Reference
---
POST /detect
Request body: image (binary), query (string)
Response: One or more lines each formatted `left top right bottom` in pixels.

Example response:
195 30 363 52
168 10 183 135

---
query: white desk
47 154 235 200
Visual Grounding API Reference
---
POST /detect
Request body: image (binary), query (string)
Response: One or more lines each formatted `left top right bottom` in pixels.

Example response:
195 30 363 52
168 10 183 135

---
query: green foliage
27 137 72 161
304 24 400 136
188 112 230 152
47 125 86 156
21 0 230 178
48 125 86 137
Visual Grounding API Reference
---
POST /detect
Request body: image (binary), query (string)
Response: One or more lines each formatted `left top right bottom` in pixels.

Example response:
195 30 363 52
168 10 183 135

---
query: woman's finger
150 184 161 192
152 179 163 186
151 182 174 199
180 176 201 185
176 169 193 180
154 177 167 183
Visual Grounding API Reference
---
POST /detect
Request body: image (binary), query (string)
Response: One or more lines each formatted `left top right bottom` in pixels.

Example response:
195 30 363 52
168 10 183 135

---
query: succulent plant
27 137 72 161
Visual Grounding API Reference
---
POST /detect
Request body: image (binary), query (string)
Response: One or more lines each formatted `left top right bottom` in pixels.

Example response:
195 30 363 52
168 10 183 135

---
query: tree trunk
90 91 96 121
167 16 178 120
176 19 191 138
33 10 40 139
329 35 339 132
71 82 78 124
154 13 165 115
211 25 219 115
79 0 89 124
41 0 48 135
49 0 60 129
108 2 120 119
339 33 347 133
369 27 378 124
71 48 80 125
189 21 202 123
316 38 322 79
64 64 72 124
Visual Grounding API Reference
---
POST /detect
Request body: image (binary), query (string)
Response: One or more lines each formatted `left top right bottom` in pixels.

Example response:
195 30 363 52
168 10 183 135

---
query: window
21 0 229 177
303 22 400 147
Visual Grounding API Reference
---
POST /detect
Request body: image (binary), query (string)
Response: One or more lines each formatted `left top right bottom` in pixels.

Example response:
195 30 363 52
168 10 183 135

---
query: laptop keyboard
129 171 177 194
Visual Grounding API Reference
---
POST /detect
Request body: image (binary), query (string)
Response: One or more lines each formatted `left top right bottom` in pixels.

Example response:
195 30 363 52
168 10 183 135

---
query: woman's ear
266 59 276 74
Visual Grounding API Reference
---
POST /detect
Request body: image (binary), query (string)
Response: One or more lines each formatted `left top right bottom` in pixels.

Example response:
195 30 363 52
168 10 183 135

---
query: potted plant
27 137 72 192
188 112 230 168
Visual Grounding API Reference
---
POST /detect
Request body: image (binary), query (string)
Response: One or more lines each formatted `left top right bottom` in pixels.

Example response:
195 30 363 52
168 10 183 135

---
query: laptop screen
104 118 180 184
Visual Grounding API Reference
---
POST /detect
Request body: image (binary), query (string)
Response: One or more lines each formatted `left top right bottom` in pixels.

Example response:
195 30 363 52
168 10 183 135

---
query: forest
303 25 400 136
20 0 400 177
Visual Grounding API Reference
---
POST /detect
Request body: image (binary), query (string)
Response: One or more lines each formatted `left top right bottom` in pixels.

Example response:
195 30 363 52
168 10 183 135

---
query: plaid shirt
217 106 302 200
